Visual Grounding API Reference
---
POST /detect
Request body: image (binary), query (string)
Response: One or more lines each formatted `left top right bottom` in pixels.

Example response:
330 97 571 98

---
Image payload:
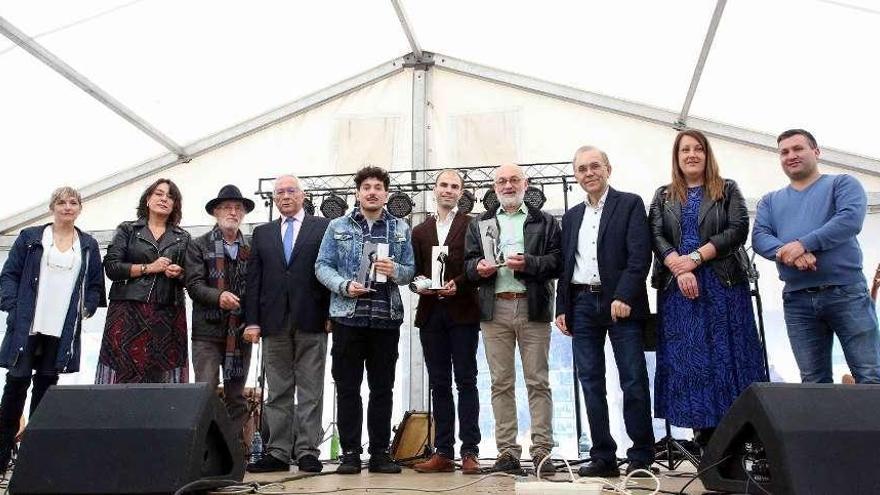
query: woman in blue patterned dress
649 129 766 447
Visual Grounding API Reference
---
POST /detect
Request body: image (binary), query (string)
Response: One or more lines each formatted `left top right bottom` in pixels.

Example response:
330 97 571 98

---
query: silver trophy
436 250 448 288
410 246 449 293
356 242 388 289
479 219 506 267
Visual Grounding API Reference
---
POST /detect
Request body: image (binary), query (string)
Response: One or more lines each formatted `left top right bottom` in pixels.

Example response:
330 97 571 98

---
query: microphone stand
747 248 771 381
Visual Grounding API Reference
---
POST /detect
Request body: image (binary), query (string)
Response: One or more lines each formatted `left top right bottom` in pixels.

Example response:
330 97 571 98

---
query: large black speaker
10 383 244 494
700 382 880 495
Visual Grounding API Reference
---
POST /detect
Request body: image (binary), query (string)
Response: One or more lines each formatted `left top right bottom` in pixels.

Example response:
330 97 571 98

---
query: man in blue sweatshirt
753 128 880 384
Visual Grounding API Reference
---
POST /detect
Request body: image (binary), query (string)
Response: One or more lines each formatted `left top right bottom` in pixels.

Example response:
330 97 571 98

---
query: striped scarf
205 227 250 380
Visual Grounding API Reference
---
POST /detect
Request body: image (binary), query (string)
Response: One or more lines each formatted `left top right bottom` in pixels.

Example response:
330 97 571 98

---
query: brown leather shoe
460 453 481 475
413 454 455 473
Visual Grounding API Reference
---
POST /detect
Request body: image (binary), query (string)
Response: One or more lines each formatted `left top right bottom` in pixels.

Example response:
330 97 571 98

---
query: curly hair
353 165 390 191
136 178 183 226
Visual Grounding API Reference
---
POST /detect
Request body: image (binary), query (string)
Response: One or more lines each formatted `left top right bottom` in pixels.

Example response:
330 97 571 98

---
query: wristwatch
688 251 703 266
141 263 148 275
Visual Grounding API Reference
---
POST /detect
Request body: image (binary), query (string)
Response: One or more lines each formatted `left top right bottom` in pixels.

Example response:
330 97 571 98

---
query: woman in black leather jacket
649 130 765 448
95 179 191 384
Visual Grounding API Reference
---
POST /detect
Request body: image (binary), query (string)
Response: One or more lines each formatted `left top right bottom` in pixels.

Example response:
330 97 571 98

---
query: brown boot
460 453 481 475
413 454 455 473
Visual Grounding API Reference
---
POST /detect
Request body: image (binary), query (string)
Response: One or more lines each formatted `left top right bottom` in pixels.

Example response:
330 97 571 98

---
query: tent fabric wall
19 70 413 233
2 54 879 460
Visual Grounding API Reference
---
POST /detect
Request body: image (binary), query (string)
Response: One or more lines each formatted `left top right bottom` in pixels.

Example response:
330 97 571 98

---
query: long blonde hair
668 129 724 204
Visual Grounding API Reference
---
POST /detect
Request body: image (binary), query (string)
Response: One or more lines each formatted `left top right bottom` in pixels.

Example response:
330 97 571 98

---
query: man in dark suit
555 146 654 478
243 174 331 473
410 170 481 475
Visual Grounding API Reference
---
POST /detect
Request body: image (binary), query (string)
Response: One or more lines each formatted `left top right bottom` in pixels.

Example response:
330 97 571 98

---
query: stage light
303 196 316 216
481 190 499 213
524 186 546 210
458 190 476 215
320 194 348 219
387 191 415 218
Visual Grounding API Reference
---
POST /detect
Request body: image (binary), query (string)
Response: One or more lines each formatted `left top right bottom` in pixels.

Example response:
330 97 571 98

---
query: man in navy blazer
243 174 331 473
555 146 654 478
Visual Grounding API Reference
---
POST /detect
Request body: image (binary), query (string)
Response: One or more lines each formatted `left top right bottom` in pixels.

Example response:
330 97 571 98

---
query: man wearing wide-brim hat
184 184 255 453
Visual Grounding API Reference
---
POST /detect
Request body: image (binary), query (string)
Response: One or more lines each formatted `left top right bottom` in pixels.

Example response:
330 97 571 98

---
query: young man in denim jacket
315 166 415 474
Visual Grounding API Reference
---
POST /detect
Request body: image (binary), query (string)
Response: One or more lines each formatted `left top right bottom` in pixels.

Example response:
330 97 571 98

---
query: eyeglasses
274 187 303 196
576 163 607 173
495 177 524 187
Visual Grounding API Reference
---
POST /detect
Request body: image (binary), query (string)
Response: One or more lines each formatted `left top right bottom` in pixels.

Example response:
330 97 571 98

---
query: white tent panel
692 0 880 159
21 70 413 232
429 68 880 203
427 67 880 456
0 48 165 219
0 0 134 47
4 0 409 144
407 0 716 112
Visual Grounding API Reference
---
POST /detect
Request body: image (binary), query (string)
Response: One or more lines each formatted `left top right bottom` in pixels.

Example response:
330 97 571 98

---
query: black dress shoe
246 454 290 473
625 460 653 477
578 459 620 478
336 452 362 474
368 452 402 473
298 454 323 473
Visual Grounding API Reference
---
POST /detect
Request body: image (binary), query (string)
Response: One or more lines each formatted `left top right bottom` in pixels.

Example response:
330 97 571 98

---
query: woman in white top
0 187 106 476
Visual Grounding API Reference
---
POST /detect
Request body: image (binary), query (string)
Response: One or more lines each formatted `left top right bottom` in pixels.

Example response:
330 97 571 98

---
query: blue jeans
571 291 654 464
783 281 880 384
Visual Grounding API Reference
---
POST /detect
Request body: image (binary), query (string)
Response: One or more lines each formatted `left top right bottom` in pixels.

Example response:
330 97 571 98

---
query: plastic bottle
578 432 590 459
330 428 340 460
250 431 264 464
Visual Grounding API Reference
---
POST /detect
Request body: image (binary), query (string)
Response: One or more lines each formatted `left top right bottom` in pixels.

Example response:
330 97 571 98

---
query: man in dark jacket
464 163 562 474
555 146 654 478
411 170 481 475
185 185 255 450
243 175 331 474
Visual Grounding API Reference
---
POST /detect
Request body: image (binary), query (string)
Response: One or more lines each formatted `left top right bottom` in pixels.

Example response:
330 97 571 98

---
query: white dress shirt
571 187 608 285
435 207 458 246
280 207 306 249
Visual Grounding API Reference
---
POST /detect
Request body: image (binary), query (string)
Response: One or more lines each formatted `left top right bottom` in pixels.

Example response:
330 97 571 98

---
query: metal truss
255 162 576 219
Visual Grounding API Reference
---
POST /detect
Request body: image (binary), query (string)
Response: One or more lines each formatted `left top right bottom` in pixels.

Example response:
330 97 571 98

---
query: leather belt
802 285 836 293
571 284 602 294
496 292 527 300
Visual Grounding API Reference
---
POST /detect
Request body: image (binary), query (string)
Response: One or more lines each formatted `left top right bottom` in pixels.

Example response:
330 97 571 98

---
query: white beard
499 192 525 210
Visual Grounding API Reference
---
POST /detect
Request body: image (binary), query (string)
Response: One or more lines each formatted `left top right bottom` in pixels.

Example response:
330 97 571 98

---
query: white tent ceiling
1 0 878 222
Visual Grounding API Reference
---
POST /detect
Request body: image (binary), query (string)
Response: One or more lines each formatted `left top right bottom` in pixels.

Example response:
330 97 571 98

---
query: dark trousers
191 339 253 444
418 304 481 458
571 291 654 464
331 321 400 455
1 334 61 472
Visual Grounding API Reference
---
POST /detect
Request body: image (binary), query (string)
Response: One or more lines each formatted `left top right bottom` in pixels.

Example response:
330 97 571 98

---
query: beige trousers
481 297 554 458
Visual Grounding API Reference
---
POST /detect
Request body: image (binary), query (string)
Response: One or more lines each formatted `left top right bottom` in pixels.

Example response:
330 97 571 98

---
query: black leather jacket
649 179 750 290
464 204 562 322
104 219 190 306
